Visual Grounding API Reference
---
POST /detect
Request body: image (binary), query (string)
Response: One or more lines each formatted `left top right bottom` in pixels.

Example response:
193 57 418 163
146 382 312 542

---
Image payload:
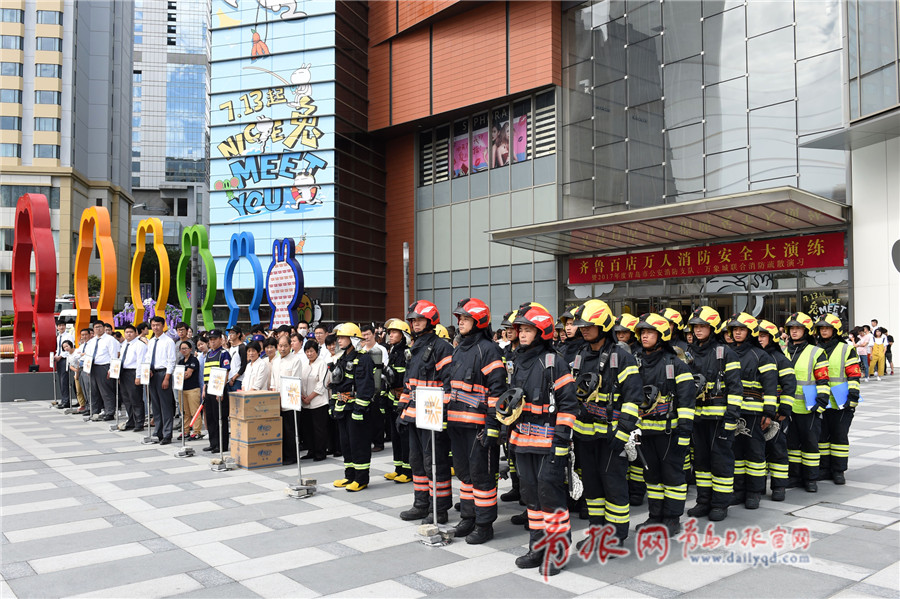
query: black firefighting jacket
635 346 695 441
399 331 453 426
447 331 507 435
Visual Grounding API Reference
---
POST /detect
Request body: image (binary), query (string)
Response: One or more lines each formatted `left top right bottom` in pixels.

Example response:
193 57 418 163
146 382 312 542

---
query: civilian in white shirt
242 340 272 391
118 323 148 432
270 335 302 465
227 326 248 391
290 332 310 367
86 321 119 420
70 328 92 413
54 321 75 409
300 340 330 461
147 316 177 443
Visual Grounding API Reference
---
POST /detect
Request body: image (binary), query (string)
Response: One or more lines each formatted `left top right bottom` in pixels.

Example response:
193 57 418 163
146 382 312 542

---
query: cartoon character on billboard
288 64 313 109
290 171 321 208
221 0 306 20
250 29 270 60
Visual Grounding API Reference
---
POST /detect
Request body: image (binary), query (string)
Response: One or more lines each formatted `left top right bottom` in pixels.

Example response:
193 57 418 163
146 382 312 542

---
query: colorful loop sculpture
12 193 57 372
266 238 304 328
224 232 264 328
176 224 217 331
130 218 170 327
73 207 117 336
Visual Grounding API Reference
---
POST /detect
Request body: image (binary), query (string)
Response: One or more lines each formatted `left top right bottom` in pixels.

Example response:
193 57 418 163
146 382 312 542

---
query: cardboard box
231 416 283 444
230 439 283 469
230 390 281 420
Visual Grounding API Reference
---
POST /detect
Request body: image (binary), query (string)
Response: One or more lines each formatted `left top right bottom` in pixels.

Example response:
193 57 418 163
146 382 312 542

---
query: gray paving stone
354 499 391 512
283 540 463 594
78 494 107 505
187 567 236 588
257 517 293 531
0 561 36 580
222 520 384 558
213 498 242 509
2 523 158 563
431 571 575 598
142 485 270 509
317 541 363 558
0 484 94 506
177 500 316 531
396 572 452 595
848 582 900 598
616 577 682 599
105 514 138 527
1 503 120 532
141 538 179 553
169 581 261 598
809 534 900 571
688 564 853 598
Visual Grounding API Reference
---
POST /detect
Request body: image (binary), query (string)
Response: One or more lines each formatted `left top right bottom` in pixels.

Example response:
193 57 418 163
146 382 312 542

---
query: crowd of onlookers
846 319 894 380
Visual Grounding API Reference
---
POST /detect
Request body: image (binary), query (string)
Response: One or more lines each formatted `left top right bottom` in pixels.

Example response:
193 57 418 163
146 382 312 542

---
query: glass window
434 125 450 183
1 228 14 251
627 1 661 44
663 1 700 63
629 164 665 208
795 0 841 61
34 144 59 159
749 101 796 181
419 130 433 186
666 123 703 196
168 24 176 34
168 13 176 22
34 90 60 104
0 9 23 22
593 17 627 86
0 89 22 103
798 147 845 201
706 148 748 194
746 1 792 38
564 61 593 123
132 176 140 188
511 98 531 163
36 11 63 25
627 36 663 107
534 90 556 158
132 161 140 172
451 119 469 178
35 63 61 78
663 55 702 129
135 35 142 44
702 7 746 85
167 37 176 46
0 116 21 130
134 101 141 113
133 71 142 83
0 185 59 207
594 79 626 146
177 197 188 217
747 27 795 109
490 106 510 168
627 100 664 170
565 5 593 66
857 0 897 74
860 64 899 117
1 35 23 50
0 143 21 157
133 86 141 98
135 23 143 32
704 77 747 154
1 62 23 76
132 116 141 128
132 130 141 142
34 117 60 131
797 51 843 136
36 37 62 52
594 140 627 208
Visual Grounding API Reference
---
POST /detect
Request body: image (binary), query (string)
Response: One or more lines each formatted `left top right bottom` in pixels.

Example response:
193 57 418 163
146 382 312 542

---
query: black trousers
349 410 374 485
578 436 630 539
300 404 329 460
734 413 767 495
820 409 853 473
336 416 353 481
692 419 734 509
787 412 821 482
120 369 141 427
766 420 789 489
149 370 175 440
516 450 571 548
449 426 498 525
281 409 298 464
55 361 70 405
409 425 453 512
204 390 230 451
390 413 411 476
642 434 688 519
90 364 114 414
370 397 385 448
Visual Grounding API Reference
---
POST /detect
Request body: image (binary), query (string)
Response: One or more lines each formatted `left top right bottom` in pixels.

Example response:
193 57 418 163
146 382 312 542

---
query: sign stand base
417 429 452 547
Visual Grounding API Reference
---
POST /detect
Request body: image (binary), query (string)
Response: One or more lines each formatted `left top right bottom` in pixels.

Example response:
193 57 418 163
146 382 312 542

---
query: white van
57 309 98 336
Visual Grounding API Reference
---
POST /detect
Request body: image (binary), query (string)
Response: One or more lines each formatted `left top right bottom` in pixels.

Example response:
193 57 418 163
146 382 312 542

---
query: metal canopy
488 187 849 256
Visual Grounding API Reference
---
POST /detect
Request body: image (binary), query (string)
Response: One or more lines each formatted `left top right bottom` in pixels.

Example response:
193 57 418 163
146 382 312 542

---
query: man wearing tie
87 321 118 420
147 316 177 444
54 321 74 409
118 324 147 431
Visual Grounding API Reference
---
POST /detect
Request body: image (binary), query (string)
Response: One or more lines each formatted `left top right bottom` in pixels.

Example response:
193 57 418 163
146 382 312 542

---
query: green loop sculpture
177 225 217 331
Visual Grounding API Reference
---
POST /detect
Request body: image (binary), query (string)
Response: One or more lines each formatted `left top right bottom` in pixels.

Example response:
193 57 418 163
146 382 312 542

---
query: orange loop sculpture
73 207 117 335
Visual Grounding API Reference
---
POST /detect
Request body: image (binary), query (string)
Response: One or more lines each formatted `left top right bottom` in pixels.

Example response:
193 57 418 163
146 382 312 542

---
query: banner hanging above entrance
568 232 845 284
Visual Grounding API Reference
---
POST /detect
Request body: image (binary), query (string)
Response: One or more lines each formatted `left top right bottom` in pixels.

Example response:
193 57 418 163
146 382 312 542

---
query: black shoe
515 549 544 569
662 517 681 537
313 456 326 462
708 507 728 522
636 516 662 531
159 438 172 446
101 414 115 421
454 518 476 538
832 471 846 485
819 469 833 481
133 427 145 433
454 502 461 512
500 487 520 503
372 446 384 453
399 506 429 521
729 493 745 507
422 511 448 525
202 446 217 452
744 493 760 510
332 451 342 458
687 503 711 518
771 487 786 502
300 454 314 460
539 561 562 577
510 510 528 526
629 493 645 506
579 505 589 520
805 480 818 493
466 524 494 545
785 477 802 489
577 534 623 558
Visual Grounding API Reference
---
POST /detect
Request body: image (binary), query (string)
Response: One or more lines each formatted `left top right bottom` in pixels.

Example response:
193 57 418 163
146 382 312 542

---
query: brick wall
383 133 415 320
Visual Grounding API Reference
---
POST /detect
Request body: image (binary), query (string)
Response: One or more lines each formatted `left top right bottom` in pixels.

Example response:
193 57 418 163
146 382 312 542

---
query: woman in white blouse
242 341 271 392
300 340 331 461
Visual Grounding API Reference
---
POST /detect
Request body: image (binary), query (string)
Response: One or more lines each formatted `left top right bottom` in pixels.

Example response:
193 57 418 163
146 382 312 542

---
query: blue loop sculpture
224 232 264 328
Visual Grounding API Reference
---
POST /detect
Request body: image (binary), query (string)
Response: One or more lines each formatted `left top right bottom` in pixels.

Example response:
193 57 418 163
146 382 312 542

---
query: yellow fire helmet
333 322 362 339
495 388 525 426
725 312 760 337
784 312 814 334
688 306 723 334
661 308 685 331
758 319 779 340
572 299 616 332
814 313 843 337
383 318 410 335
634 312 672 342
614 313 640 334
435 324 450 340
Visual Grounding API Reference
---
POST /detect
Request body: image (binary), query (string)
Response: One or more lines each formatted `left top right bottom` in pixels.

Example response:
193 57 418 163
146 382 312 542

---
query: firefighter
614 314 645 505
686 306 743 522
447 298 508 543
757 319 796 501
328 323 379 491
499 303 578 577
634 313 695 536
724 313 778 510
557 307 585 370
570 299 642 548
398 300 454 523
660 308 690 355
383 318 411 483
784 312 830 493
614 314 640 354
814 315 861 485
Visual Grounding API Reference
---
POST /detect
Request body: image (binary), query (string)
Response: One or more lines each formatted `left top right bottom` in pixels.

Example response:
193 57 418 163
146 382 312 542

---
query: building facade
131 0 210 249
1 0 133 312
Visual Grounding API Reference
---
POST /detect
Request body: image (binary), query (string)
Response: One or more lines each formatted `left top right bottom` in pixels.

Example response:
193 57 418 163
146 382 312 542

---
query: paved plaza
1 378 898 599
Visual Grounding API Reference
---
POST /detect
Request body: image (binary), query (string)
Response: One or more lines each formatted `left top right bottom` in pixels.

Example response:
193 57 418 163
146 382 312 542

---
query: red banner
568 232 845 284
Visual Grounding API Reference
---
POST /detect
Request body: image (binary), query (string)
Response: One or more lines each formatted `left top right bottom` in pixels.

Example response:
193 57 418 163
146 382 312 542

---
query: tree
87 274 102 296
137 244 183 305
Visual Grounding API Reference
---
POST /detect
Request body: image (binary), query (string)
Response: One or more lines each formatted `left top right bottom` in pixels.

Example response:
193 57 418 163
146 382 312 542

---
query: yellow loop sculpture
130 218 170 328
